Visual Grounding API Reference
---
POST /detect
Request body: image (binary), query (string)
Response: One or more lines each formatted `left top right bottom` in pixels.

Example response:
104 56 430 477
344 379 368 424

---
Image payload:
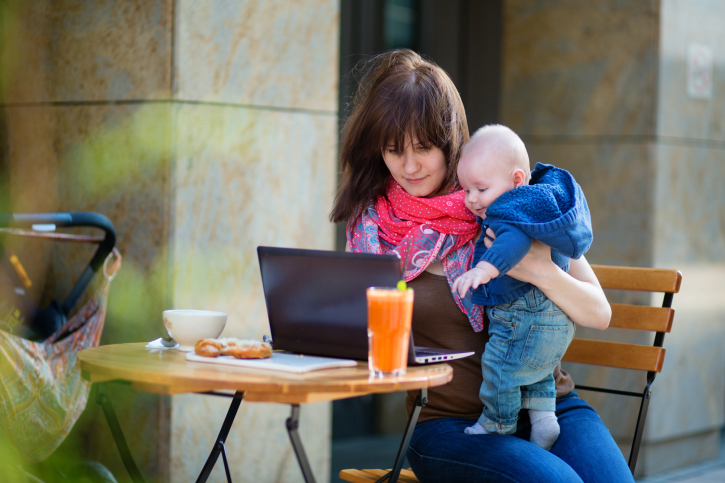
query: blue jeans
479 288 575 433
407 392 634 482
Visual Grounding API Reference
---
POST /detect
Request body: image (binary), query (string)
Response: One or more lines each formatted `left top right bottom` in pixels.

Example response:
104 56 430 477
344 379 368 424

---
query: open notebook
185 352 358 374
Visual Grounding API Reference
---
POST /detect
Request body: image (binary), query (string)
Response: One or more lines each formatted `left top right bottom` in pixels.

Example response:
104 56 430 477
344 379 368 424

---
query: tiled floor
636 433 725 482
638 466 725 483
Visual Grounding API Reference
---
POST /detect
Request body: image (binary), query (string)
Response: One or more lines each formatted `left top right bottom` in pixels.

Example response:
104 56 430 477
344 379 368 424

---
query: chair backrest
563 265 681 372
561 264 682 474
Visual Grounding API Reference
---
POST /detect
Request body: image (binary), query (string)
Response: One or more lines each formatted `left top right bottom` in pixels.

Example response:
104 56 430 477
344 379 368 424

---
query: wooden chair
562 264 682 474
339 264 682 482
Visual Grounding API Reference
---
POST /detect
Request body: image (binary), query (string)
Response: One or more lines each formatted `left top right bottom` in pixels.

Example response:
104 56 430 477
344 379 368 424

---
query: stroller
0 213 120 480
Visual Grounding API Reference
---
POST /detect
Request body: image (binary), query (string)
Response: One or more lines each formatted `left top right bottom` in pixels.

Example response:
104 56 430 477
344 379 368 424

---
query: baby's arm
453 223 533 297
479 224 533 276
452 261 500 297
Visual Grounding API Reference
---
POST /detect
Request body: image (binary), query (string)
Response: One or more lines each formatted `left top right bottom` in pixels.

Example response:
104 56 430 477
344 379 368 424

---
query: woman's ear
512 169 527 188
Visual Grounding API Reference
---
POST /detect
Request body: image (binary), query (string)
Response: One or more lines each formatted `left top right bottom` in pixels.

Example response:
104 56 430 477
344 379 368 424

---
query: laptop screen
257 246 401 360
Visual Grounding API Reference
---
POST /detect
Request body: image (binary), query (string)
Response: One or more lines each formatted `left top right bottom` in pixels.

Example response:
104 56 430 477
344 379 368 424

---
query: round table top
79 343 453 404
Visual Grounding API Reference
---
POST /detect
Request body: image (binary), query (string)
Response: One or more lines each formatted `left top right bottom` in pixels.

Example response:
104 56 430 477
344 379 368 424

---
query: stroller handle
0 212 117 315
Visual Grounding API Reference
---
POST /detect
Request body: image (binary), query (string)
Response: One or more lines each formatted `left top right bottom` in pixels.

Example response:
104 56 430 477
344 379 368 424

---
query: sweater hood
472 162 593 304
485 163 584 225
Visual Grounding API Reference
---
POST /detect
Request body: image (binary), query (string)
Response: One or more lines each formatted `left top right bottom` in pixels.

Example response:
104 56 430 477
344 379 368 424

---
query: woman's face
382 135 447 198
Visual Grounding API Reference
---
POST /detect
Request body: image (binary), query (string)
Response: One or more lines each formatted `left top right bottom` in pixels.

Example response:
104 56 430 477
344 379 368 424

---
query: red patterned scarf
375 179 478 249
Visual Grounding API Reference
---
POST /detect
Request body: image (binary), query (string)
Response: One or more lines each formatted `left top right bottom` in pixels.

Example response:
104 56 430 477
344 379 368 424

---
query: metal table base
99 384 428 483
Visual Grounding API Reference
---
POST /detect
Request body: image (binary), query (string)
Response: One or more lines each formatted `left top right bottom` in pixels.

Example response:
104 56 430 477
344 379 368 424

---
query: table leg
376 388 428 483
286 404 316 483
196 391 245 483
97 384 146 483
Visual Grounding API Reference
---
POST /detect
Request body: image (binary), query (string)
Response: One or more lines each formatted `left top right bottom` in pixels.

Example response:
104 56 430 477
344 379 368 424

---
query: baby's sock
464 422 491 436
529 409 560 450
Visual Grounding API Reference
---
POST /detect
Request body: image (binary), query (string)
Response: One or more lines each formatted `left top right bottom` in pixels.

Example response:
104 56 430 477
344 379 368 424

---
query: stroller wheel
31 301 67 341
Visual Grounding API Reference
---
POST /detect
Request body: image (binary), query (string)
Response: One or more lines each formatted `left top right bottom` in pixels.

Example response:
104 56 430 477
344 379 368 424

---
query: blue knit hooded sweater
471 163 593 306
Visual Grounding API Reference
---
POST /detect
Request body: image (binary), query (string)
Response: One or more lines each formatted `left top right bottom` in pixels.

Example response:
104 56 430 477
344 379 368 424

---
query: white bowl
162 309 227 351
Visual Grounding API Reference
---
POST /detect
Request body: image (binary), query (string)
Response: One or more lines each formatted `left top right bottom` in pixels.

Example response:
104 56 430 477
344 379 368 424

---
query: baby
452 124 593 450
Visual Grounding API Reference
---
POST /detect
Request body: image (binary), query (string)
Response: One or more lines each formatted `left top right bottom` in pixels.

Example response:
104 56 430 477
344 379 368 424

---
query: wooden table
79 343 453 483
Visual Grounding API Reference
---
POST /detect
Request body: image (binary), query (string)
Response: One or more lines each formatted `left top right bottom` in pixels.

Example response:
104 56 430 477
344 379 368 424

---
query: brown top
405 271 575 422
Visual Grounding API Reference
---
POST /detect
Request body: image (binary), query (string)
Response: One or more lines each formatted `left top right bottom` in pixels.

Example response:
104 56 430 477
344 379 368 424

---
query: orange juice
366 287 414 376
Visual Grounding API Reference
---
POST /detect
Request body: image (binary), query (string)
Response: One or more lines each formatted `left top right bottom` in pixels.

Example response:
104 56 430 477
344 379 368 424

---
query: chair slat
562 339 666 372
399 468 420 481
339 468 420 483
339 469 380 483
608 304 674 332
592 265 682 293
363 469 390 477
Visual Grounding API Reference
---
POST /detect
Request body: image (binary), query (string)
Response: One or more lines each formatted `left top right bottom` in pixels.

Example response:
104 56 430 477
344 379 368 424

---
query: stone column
168 1 338 481
1 0 339 481
647 0 725 473
501 0 724 476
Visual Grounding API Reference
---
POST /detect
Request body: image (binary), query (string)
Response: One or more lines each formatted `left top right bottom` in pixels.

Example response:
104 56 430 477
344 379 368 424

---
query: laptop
257 246 474 365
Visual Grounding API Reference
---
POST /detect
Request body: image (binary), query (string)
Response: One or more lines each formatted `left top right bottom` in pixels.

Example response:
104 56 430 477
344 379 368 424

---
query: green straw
397 237 412 291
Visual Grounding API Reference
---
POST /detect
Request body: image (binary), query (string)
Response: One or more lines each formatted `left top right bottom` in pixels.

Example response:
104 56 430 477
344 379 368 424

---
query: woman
331 49 632 482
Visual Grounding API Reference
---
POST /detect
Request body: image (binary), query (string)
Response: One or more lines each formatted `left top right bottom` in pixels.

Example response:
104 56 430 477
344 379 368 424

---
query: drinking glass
366 287 414 377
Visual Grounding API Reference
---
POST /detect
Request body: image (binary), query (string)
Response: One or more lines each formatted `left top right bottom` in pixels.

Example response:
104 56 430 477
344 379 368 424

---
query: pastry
194 338 224 357
194 337 272 359
220 338 273 359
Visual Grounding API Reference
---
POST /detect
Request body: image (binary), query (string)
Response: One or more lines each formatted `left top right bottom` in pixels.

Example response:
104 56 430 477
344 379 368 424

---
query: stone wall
501 0 725 476
646 0 725 474
1 0 339 481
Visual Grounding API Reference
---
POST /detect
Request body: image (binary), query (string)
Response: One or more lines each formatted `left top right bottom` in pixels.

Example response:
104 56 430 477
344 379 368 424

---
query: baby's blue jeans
479 287 575 434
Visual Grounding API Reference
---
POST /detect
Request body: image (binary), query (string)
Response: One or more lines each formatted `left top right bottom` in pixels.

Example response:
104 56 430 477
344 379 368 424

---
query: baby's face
458 154 517 219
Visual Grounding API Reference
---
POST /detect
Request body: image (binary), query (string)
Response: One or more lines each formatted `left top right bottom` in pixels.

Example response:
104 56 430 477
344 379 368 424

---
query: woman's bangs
376 100 413 152
410 75 447 149
383 89 440 152
382 110 408 152
409 111 438 150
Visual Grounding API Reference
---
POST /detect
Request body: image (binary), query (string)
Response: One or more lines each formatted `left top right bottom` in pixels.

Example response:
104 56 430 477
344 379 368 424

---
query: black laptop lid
257 246 401 360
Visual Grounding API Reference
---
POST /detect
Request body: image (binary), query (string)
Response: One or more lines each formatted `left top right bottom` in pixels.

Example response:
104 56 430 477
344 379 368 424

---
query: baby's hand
452 262 501 298
453 267 491 298
476 261 500 279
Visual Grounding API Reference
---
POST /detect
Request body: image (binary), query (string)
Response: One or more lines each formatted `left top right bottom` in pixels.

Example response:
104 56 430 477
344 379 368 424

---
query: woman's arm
486 234 611 330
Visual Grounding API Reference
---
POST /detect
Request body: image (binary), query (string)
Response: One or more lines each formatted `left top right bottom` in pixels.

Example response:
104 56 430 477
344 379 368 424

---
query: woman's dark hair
330 49 469 223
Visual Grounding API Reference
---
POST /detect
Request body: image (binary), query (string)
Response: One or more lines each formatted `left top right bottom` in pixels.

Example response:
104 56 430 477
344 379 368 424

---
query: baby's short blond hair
461 124 530 179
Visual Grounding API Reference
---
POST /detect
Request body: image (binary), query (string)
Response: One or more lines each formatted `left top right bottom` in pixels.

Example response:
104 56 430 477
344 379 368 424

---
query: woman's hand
482 228 611 330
